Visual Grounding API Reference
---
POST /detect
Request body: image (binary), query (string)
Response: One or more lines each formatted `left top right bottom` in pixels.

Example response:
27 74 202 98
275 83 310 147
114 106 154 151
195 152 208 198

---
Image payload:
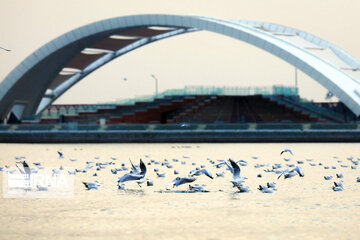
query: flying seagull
280 148 294 156
16 161 32 177
227 159 247 187
188 168 213 179
0 46 11 52
57 151 64 159
114 159 146 187
169 177 196 188
277 166 304 179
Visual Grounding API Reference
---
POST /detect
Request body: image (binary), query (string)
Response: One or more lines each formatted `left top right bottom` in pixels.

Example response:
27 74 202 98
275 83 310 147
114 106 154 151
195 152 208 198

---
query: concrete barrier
0 129 359 143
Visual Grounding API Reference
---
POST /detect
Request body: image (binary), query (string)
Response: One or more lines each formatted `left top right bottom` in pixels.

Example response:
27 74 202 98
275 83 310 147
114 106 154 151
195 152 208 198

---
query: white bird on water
83 181 99 190
189 184 207 192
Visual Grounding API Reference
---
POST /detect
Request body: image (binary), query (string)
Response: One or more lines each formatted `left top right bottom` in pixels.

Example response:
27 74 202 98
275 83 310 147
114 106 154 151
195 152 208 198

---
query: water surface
0 143 359 239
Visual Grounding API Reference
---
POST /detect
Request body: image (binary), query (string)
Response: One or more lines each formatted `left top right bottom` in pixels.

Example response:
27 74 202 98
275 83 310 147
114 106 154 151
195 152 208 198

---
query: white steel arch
1 14 360 120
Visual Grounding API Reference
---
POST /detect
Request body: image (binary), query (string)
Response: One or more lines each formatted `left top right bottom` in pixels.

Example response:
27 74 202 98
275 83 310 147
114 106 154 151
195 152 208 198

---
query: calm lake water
0 143 360 239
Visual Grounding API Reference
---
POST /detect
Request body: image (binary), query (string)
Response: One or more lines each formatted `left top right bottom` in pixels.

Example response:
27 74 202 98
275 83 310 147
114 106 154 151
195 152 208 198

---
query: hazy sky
1 0 360 104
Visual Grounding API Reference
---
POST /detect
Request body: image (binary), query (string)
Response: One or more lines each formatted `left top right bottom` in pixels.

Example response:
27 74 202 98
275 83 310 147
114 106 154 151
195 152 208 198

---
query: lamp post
151 74 158 97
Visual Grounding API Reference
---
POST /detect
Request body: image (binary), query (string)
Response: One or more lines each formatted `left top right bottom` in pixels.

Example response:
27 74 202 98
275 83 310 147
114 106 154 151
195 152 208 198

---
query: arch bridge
1 14 360 121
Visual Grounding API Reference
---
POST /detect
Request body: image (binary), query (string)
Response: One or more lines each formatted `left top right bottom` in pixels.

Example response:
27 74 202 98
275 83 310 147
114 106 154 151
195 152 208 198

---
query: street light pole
151 74 158 97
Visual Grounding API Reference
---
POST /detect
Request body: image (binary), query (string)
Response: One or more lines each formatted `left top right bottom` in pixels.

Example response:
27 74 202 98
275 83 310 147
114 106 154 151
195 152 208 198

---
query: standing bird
189 184 207 192
258 185 275 193
83 181 99 190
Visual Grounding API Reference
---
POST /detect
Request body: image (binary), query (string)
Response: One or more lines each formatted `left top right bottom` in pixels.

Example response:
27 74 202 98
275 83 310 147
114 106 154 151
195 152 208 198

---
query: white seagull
280 148 294 156
277 166 304 179
0 46 11 52
170 177 196 188
114 159 146 186
226 159 247 187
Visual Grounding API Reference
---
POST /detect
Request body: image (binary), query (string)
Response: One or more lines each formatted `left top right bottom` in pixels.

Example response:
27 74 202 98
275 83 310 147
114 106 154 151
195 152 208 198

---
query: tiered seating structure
38 94 347 124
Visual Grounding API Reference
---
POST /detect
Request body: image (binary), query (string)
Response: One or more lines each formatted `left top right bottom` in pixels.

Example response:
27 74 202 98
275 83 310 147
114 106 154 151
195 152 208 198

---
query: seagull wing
277 168 290 179
178 177 196 186
281 148 294 156
23 161 31 175
16 164 25 174
129 159 139 174
139 159 146 176
200 168 213 179
224 161 234 175
293 166 304 177
188 169 198 177
229 159 240 180
57 151 63 158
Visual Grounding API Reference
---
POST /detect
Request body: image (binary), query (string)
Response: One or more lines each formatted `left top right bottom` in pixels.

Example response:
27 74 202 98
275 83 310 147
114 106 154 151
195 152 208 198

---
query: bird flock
2 147 360 194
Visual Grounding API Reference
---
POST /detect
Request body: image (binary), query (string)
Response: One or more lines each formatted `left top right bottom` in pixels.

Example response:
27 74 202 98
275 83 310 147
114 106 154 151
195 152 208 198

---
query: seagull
280 148 294 156
16 161 31 175
258 185 275 193
236 184 250 193
189 184 207 192
156 172 166 178
332 186 343 192
336 173 344 178
188 168 213 179
226 159 246 187
136 177 148 187
216 172 225 177
147 179 154 186
334 180 343 188
213 162 226 168
57 151 64 159
267 182 276 189
0 46 11 52
170 177 196 188
83 181 99 190
277 166 304 179
114 159 146 186
324 176 333 180
332 181 344 191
